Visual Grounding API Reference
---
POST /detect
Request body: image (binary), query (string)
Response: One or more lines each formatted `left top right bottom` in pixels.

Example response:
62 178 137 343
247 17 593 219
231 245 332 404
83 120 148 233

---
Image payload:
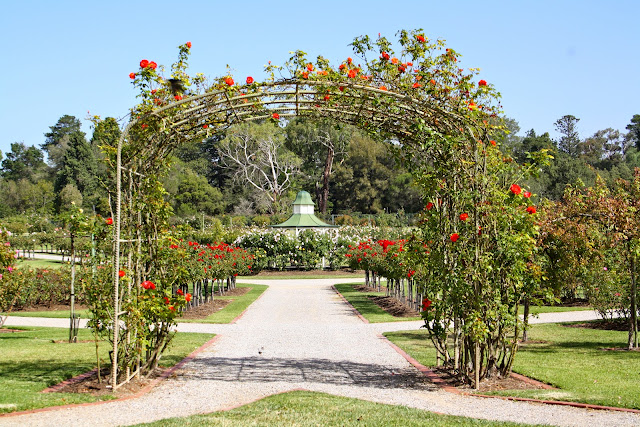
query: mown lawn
4 283 267 324
0 327 213 414
385 322 640 409
135 390 528 427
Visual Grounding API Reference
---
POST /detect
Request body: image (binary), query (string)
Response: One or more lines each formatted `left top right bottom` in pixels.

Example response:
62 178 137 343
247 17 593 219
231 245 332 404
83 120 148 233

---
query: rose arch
101 30 534 389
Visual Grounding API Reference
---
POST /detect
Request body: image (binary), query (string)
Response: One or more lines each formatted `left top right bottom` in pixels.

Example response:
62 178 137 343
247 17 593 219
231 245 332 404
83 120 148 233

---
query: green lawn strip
334 283 421 323
0 326 212 414
177 283 268 324
4 283 267 322
385 323 640 410
16 258 66 269
134 390 527 427
3 309 91 318
518 305 592 314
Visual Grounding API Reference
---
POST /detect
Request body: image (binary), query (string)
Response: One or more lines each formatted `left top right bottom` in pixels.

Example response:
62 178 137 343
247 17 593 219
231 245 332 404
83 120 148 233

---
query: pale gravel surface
2 278 639 427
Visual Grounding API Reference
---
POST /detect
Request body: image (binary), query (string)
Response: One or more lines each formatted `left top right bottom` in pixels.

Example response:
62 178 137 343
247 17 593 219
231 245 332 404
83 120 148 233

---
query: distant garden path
2 278 640 427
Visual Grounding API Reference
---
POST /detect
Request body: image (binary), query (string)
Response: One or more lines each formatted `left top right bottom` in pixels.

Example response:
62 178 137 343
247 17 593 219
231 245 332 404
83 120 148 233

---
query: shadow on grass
0 360 97 387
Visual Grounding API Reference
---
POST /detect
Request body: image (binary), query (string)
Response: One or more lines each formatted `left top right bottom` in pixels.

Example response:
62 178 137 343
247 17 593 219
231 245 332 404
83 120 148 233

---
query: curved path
2 278 640 426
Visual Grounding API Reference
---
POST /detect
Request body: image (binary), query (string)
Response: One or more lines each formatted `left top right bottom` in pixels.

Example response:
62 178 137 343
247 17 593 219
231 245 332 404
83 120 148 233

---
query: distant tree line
1 113 639 223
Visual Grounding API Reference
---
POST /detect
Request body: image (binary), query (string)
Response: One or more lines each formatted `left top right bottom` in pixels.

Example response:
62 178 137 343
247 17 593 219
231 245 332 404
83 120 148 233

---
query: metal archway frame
110 78 486 388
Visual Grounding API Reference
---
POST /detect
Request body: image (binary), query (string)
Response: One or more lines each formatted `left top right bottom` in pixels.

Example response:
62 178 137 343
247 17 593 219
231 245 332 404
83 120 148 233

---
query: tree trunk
522 297 530 342
629 252 638 350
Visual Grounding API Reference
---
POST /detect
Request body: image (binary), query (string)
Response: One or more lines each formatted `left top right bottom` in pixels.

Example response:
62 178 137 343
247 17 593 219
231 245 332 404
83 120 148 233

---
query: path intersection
3 278 639 426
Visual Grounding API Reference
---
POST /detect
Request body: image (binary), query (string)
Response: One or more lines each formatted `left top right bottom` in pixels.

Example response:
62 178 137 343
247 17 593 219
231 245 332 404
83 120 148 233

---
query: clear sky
1 0 638 157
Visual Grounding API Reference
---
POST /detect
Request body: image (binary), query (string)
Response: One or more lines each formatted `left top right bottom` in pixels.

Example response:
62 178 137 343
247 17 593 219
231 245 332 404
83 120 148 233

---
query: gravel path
2 278 639 427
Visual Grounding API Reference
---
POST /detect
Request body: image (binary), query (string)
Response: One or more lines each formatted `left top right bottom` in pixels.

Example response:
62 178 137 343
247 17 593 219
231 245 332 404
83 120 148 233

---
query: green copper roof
271 213 337 228
292 190 314 205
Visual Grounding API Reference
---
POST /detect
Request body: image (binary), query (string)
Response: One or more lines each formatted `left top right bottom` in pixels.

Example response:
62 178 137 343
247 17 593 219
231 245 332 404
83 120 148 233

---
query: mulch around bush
173 286 252 320
352 285 420 317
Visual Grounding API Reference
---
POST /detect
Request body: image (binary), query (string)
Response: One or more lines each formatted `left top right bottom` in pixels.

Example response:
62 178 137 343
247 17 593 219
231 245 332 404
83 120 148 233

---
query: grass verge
0 326 213 414
4 283 267 323
134 390 525 426
334 283 420 323
177 283 268 324
385 322 640 410
17 258 66 269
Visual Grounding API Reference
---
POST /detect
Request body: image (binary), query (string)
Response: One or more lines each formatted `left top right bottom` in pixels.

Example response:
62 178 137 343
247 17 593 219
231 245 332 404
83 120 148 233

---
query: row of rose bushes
0 236 258 314
232 226 408 270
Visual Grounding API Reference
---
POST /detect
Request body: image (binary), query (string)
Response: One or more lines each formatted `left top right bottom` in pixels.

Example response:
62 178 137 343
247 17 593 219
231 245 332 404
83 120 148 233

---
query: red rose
430 79 436 85
324 95 330 101
489 140 497 146
246 76 254 84
141 124 148 129
523 191 532 198
450 233 460 242
339 64 346 70
118 270 125 278
169 305 175 311
177 289 184 295
151 89 157 95
459 213 469 221
391 57 399 64
174 95 182 101
379 85 388 91
186 41 192 48
140 59 149 68
186 293 192 302
417 35 426 43
422 297 432 310
302 72 309 79
426 202 434 210
129 73 136 79
478 80 487 86
306 63 313 71
347 57 353 64
510 184 522 195
141 280 155 290
348 69 358 78
398 65 406 73
105 217 113 225
412 82 421 88
225 77 234 86
339 86 345 92
272 113 280 120
526 206 537 214
203 124 208 129
381 52 390 61
148 61 157 70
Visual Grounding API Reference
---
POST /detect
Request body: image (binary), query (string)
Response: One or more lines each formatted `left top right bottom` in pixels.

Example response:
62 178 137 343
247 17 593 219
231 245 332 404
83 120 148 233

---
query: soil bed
352 285 419 318
179 286 250 320
431 367 553 393
51 367 164 397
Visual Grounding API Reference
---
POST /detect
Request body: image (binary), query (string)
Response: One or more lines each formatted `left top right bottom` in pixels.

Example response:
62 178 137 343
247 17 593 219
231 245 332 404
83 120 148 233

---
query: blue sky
1 0 638 157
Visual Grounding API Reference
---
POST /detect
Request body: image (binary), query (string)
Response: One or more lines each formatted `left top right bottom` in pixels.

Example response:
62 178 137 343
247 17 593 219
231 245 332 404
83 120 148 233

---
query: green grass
2 308 91 318
4 283 267 323
518 305 592 315
334 283 421 323
135 390 526 426
17 258 66 269
385 322 640 410
177 283 268 324
0 326 213 414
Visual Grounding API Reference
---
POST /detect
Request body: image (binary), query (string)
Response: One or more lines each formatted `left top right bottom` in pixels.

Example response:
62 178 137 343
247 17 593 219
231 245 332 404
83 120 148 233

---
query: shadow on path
179 356 437 391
